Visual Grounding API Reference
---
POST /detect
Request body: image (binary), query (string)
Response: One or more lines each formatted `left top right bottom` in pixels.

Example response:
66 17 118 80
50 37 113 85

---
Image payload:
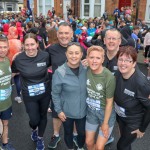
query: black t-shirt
103 53 118 75
114 69 150 131
45 44 67 73
45 43 86 73
12 51 50 96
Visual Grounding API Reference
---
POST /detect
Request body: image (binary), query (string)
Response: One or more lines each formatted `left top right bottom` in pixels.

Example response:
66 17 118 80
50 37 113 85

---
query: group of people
0 10 150 150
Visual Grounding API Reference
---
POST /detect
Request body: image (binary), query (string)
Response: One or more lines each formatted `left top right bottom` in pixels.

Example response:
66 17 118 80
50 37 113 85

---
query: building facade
0 0 19 12
24 0 148 25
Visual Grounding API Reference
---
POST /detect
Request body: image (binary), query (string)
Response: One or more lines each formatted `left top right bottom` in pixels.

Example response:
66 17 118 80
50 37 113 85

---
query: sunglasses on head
0 34 8 40
68 42 80 47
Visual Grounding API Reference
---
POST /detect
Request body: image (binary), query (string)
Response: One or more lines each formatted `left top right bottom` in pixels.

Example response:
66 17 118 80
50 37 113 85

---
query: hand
58 112 66 122
101 123 109 139
81 59 88 67
131 129 145 138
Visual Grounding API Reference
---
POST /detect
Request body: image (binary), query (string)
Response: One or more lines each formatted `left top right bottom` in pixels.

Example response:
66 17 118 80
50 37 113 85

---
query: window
94 0 101 17
6 4 13 11
95 0 101 3
84 5 89 16
45 0 51 15
84 0 89 3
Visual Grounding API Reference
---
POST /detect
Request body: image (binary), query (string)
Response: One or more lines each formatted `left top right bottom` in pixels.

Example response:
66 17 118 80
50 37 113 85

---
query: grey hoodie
52 62 87 119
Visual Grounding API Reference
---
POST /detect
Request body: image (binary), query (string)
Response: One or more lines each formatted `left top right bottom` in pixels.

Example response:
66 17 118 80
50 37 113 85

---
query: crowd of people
0 5 150 150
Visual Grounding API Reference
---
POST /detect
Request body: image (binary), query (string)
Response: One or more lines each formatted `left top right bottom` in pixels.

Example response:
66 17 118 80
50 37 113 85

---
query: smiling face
104 30 121 52
24 38 39 57
117 54 136 78
0 41 9 60
57 25 73 47
87 50 104 74
66 45 83 68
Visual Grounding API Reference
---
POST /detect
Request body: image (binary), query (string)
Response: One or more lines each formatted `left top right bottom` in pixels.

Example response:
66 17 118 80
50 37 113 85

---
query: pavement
7 50 150 150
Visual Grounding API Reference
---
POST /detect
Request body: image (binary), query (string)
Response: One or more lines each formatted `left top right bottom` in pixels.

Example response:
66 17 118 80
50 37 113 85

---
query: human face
0 41 9 59
104 31 121 52
57 26 73 47
66 45 83 68
87 50 104 74
117 54 136 78
24 38 39 57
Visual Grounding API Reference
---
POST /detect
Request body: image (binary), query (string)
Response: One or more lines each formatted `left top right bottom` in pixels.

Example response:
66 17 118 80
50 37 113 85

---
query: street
8 51 150 150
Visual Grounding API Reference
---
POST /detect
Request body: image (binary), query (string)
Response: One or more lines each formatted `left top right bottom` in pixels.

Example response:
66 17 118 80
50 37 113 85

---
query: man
46 22 86 149
102 29 122 145
0 34 15 150
103 29 121 75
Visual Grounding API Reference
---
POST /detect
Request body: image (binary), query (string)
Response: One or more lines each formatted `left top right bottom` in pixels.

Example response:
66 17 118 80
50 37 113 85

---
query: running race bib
0 86 12 101
86 97 100 110
28 83 45 96
115 102 127 117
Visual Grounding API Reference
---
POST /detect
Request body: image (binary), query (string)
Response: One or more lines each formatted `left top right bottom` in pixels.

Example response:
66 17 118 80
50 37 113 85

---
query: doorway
119 0 131 10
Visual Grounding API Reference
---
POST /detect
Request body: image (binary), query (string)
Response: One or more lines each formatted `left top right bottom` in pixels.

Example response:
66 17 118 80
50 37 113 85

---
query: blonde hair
87 45 105 57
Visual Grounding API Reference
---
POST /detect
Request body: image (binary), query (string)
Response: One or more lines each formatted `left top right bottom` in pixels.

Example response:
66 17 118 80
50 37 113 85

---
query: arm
131 81 150 137
52 71 66 122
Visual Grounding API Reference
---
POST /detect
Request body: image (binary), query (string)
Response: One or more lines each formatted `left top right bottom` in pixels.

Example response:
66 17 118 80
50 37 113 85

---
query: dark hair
117 46 137 62
67 42 82 52
47 28 59 45
133 25 140 30
58 22 70 27
23 33 38 44
27 21 33 29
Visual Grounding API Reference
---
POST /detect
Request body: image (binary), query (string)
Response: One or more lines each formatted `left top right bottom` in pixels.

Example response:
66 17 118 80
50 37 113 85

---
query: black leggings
145 45 150 58
117 116 137 150
23 92 50 137
63 116 86 149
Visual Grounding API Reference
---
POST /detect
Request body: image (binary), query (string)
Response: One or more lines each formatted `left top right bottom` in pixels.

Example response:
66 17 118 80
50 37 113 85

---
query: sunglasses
0 34 8 40
68 42 81 47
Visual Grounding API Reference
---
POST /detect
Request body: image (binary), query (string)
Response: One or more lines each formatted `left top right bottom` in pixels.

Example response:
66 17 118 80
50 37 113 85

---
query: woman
85 46 116 150
115 46 150 150
143 28 150 64
52 42 87 149
11 33 51 150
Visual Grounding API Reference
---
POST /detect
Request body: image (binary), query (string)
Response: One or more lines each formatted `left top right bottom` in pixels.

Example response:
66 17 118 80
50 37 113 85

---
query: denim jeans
63 116 86 149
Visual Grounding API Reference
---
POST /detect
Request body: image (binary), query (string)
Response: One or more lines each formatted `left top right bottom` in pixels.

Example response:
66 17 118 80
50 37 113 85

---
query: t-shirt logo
87 79 91 86
96 83 103 91
37 62 46 67
0 70 4 76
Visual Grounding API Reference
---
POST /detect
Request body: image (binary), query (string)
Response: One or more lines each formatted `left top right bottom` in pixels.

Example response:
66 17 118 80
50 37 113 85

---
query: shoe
36 138 45 150
48 135 61 149
73 135 78 147
14 96 22 103
31 129 38 142
77 148 84 150
105 136 114 145
1 143 16 150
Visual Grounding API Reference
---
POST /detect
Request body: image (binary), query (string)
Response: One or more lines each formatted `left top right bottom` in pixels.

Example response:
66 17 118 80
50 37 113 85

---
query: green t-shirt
0 57 12 111
86 67 116 109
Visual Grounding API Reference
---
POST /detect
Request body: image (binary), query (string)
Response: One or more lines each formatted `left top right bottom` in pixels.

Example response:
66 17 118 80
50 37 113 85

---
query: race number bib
115 102 126 117
86 97 100 110
0 86 12 101
28 83 45 96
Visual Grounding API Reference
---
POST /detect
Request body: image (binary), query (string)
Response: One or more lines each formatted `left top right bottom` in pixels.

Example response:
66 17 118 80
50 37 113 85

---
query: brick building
23 0 149 25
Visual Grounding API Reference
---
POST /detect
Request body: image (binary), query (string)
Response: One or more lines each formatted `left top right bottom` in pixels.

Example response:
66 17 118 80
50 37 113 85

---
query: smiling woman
11 33 51 150
52 42 87 149
115 46 150 150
